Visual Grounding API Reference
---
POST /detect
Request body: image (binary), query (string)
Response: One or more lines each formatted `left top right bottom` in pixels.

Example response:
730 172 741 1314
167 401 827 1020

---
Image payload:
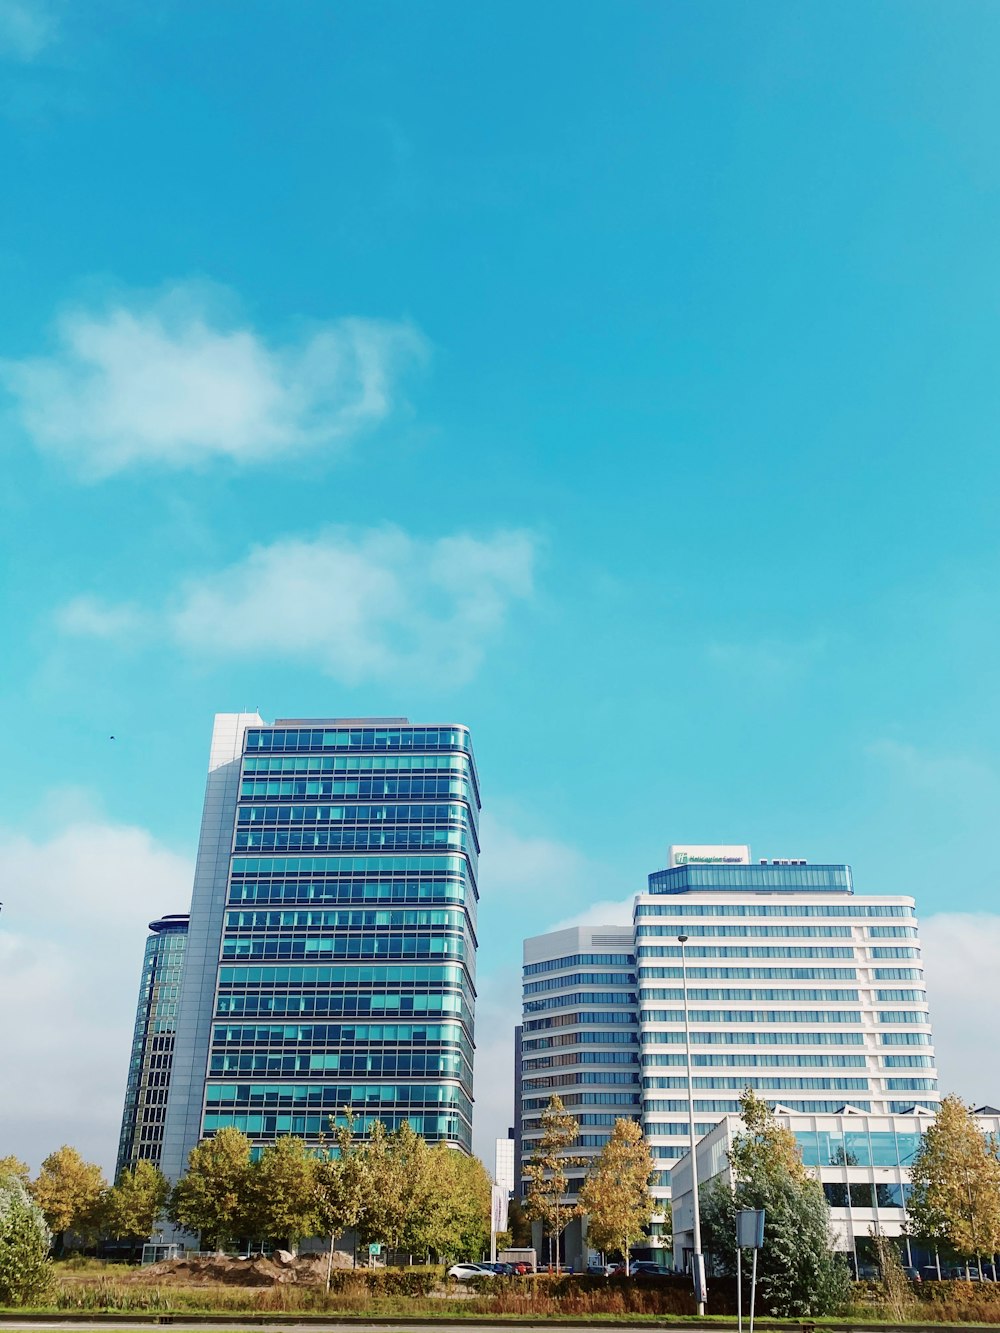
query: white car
447 1262 493 1281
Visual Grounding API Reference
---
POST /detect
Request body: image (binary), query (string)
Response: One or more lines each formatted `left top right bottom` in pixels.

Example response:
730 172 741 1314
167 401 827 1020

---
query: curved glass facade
116 914 189 1177
161 715 478 1177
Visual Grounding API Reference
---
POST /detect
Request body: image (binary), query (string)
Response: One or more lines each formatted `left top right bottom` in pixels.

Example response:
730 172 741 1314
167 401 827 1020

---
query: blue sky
2 0 1000 1171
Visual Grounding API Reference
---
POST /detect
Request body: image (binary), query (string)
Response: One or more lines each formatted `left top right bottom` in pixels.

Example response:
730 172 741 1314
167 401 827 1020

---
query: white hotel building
521 845 940 1268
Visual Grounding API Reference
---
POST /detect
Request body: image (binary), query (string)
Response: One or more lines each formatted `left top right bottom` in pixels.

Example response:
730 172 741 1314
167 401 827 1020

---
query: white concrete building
519 846 940 1264
670 1106 1000 1275
636 847 937 1224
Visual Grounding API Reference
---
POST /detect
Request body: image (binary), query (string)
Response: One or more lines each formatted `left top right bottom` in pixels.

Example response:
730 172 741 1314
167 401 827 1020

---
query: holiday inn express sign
669 844 751 867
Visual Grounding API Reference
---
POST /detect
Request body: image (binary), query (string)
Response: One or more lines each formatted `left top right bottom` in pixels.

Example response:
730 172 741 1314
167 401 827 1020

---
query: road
0 1324 665 1333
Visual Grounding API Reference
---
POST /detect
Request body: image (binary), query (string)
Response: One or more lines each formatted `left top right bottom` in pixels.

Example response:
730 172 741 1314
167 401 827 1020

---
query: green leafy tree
700 1090 850 1316
352 1119 411 1253
30 1147 106 1253
523 1095 584 1272
104 1161 170 1245
0 1177 52 1306
316 1114 366 1286
579 1117 654 1267
249 1136 320 1251
422 1145 491 1261
907 1094 1000 1273
168 1127 254 1250
0 1157 31 1188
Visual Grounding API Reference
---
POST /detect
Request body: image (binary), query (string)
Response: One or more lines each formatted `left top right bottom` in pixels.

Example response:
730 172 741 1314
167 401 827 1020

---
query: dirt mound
128 1255 292 1286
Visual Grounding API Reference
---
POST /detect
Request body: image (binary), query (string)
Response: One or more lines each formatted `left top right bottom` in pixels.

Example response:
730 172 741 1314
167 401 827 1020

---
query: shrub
0 1178 53 1307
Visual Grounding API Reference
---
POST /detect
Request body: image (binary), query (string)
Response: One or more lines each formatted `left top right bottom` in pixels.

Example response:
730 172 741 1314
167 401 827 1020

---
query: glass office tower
116 913 189 1177
160 714 479 1183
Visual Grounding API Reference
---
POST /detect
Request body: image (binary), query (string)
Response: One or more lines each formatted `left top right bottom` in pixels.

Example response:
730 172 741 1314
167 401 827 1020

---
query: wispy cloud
54 595 145 639
0 0 56 60
706 635 827 686
56 526 537 685
1 281 427 478
866 738 1000 800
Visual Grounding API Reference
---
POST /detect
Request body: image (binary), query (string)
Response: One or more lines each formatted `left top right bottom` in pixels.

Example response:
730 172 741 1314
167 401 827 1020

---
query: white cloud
706 635 826 686
470 966 521 1170
477 813 590 903
547 894 634 933
922 913 1000 1108
58 526 536 685
0 805 193 1174
54 594 145 639
0 0 56 60
1 282 426 477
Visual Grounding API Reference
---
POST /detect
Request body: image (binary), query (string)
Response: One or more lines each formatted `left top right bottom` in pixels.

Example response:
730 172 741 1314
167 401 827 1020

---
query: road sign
368 1243 382 1255
736 1210 764 1333
736 1209 765 1249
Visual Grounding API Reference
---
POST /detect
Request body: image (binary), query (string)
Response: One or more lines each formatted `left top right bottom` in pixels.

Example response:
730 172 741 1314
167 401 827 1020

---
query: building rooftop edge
268 717 473 729
149 913 190 933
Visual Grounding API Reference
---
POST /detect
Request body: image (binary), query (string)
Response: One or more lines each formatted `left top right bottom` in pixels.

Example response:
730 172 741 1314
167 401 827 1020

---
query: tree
0 1176 52 1306
579 1118 654 1267
30 1146 106 1253
249 1136 320 1251
316 1114 366 1285
169 1127 254 1250
104 1161 170 1245
420 1145 491 1262
907 1094 1000 1273
0 1157 31 1188
352 1118 411 1253
700 1090 850 1316
523 1095 584 1272
726 1089 810 1183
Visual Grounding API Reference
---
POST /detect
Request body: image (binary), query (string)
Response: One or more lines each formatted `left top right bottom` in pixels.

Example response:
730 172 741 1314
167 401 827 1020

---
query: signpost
736 1209 765 1333
368 1242 381 1268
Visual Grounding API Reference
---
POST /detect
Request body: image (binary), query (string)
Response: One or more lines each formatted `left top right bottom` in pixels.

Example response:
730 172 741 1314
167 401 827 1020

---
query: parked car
447 1263 493 1281
587 1262 615 1276
630 1261 669 1277
511 1261 533 1275
484 1262 514 1275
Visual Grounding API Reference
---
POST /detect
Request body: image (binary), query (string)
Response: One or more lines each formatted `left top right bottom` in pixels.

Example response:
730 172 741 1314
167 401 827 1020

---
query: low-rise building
670 1106 1000 1276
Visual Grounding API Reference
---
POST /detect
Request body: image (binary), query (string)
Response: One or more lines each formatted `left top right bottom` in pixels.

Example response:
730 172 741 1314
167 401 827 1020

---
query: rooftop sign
668 844 751 868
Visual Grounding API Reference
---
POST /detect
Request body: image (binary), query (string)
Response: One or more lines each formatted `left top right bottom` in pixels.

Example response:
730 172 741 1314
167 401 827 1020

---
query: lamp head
677 934 689 944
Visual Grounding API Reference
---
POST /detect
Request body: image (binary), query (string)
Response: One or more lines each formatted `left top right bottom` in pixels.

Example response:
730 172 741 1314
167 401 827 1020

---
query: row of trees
171 1118 492 1259
522 1095 659 1269
522 1089 1000 1310
0 1149 168 1253
1 1117 493 1262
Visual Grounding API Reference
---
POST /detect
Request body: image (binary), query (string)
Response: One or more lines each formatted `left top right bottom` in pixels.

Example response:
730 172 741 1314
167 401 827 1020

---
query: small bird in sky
110 735 116 740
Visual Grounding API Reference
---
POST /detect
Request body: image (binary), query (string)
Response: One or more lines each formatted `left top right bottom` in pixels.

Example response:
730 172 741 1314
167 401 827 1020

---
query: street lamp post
679 934 706 1315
